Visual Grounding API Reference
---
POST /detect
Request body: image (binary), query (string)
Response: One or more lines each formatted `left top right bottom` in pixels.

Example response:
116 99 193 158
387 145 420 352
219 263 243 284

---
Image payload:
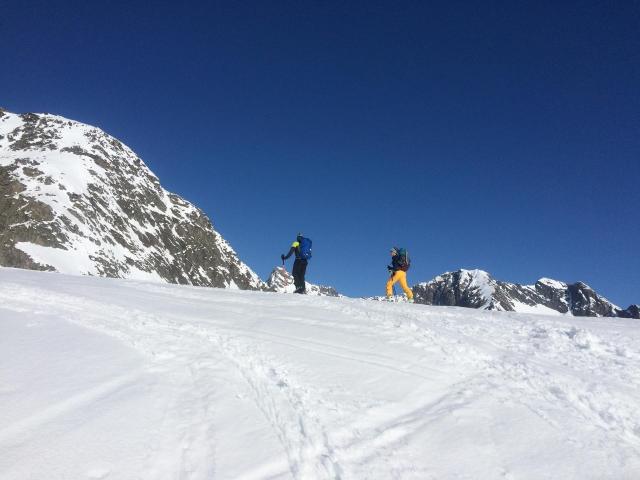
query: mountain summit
0 109 262 289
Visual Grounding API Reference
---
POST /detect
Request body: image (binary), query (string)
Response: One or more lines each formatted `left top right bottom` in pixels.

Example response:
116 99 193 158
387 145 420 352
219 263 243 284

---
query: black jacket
388 254 408 272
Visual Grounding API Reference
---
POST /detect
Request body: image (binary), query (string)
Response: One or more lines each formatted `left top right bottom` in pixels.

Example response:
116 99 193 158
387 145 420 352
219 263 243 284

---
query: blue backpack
298 237 312 260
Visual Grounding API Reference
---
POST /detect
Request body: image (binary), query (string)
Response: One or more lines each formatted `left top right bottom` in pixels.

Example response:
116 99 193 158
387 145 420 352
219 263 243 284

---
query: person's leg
397 271 414 300
386 271 400 297
292 259 304 293
298 260 308 293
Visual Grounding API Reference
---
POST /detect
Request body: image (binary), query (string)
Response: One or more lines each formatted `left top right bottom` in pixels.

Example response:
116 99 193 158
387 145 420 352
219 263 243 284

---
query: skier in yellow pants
386 247 414 302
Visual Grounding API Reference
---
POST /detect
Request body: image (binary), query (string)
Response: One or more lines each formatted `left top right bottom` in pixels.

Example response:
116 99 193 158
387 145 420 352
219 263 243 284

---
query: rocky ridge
412 269 639 319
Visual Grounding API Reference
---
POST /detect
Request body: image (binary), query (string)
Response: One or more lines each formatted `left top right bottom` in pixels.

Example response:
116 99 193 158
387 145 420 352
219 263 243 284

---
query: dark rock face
0 162 59 271
412 269 638 319
532 279 571 313
266 266 339 296
567 282 615 317
0 110 263 290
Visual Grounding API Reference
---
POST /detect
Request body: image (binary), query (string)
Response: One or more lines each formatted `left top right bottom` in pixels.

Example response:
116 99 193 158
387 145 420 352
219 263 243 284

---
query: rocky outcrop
0 110 263 289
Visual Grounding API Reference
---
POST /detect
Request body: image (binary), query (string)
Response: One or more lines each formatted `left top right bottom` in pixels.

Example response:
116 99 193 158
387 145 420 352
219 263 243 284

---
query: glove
387 265 393 272
281 254 285 261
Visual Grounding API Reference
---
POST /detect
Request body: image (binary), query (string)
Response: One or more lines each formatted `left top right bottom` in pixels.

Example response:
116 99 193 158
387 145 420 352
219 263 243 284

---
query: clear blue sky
2 1 639 306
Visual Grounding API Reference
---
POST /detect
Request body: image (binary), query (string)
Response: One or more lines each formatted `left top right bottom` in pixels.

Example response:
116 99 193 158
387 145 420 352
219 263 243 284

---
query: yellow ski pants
386 270 413 299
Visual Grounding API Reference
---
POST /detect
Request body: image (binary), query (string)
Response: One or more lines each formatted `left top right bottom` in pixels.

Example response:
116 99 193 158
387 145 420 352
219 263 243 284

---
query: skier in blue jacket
281 234 311 294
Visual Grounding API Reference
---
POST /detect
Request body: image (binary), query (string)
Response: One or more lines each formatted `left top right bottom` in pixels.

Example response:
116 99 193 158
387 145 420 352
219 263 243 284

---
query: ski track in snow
1 269 640 479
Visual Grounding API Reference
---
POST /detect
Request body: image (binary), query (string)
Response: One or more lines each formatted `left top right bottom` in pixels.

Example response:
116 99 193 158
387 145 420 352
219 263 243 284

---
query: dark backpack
397 248 410 271
298 237 312 260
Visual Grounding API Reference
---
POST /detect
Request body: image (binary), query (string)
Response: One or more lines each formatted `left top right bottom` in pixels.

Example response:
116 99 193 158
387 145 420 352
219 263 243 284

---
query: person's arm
282 246 296 260
282 241 300 260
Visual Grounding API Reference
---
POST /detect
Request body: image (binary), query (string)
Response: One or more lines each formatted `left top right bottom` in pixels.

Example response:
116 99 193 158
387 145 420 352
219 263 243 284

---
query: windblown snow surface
1 268 639 479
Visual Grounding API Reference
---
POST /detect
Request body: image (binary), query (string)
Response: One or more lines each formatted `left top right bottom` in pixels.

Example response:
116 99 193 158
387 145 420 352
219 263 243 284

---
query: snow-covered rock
413 269 639 318
0 109 263 289
266 266 339 296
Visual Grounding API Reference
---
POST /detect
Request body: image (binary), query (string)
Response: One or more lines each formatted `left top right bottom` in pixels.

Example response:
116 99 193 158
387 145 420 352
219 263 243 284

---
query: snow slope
1 267 640 479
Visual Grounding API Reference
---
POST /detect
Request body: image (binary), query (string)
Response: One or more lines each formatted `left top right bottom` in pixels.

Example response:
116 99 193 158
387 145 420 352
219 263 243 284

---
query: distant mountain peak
416 269 496 309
